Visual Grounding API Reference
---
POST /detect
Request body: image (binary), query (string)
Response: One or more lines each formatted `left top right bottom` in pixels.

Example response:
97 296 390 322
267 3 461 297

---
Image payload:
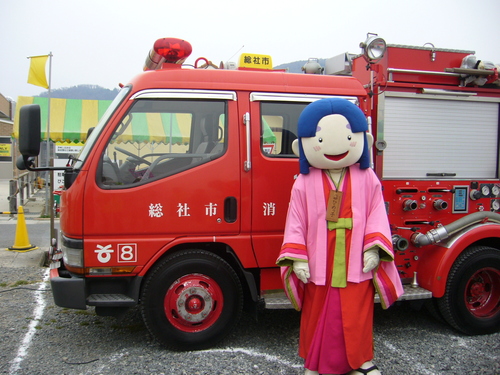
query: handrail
9 171 39 213
387 68 460 82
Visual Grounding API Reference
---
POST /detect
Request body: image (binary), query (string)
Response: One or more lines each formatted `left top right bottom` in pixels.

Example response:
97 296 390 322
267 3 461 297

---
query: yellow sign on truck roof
239 53 273 70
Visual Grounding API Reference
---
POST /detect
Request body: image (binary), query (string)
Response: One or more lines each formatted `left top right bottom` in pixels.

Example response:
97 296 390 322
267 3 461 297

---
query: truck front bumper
50 268 87 310
49 268 142 310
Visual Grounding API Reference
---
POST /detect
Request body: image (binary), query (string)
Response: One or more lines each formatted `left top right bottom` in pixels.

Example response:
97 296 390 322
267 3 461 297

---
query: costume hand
363 248 380 273
292 261 310 283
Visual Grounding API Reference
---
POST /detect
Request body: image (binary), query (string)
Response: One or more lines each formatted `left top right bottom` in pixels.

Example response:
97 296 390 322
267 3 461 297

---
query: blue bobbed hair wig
297 98 370 174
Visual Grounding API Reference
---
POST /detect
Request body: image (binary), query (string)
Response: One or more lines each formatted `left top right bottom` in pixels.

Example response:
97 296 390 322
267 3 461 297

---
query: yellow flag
27 55 49 88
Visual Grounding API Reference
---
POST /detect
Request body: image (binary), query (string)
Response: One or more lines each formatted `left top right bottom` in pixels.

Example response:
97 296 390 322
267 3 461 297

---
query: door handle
224 196 237 223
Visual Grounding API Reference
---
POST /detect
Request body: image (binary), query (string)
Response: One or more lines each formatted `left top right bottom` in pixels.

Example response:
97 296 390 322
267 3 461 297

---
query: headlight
61 235 84 274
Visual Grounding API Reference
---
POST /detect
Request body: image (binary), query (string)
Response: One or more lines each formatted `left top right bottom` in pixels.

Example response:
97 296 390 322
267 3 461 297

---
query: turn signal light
144 38 193 70
87 266 136 275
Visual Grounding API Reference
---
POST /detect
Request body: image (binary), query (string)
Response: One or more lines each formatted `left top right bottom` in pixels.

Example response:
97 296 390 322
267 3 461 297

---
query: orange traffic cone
8 206 38 252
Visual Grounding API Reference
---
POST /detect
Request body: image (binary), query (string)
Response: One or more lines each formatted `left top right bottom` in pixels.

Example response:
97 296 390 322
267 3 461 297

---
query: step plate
263 284 432 309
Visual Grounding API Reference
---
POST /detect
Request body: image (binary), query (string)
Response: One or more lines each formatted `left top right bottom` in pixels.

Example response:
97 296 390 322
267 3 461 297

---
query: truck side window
260 102 307 157
99 99 226 187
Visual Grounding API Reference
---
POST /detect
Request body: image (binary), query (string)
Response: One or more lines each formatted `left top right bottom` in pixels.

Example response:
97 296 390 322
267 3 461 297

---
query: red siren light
144 38 193 71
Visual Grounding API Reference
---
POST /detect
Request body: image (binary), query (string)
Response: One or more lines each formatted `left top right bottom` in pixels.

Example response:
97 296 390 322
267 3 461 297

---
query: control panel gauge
492 185 500 196
481 185 491 196
492 200 500 212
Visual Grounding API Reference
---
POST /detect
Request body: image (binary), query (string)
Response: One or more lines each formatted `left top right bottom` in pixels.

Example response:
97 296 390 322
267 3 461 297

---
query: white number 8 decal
118 244 137 263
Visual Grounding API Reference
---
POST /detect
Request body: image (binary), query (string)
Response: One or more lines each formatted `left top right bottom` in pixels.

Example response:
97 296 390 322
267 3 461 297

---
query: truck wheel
437 245 500 335
140 249 243 350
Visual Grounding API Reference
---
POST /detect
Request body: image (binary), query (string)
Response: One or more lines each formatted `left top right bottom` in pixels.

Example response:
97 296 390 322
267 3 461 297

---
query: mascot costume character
276 98 403 375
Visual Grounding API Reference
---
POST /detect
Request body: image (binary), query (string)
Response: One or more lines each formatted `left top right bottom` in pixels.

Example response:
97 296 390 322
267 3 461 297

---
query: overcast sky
2 0 499 101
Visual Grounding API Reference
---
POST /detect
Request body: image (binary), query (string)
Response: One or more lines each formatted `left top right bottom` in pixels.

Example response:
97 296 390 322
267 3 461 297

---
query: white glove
363 248 380 273
292 261 310 283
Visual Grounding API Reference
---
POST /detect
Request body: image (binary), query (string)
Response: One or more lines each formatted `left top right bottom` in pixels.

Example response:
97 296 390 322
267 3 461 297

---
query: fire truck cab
17 36 500 350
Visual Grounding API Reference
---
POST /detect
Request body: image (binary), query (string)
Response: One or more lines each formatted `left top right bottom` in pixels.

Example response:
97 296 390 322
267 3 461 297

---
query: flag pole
27 52 56 244
47 52 56 245
44 54 51 217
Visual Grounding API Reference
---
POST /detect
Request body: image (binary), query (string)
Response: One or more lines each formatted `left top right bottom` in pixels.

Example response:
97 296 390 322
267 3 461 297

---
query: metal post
9 179 17 214
47 52 56 245
45 52 53 217
19 178 25 206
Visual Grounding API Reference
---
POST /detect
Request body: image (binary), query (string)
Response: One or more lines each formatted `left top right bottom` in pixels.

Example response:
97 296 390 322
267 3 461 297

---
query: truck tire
140 249 243 350
437 245 500 335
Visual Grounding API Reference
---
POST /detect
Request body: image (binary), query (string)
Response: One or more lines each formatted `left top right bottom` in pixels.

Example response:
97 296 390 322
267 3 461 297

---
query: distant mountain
38 84 119 100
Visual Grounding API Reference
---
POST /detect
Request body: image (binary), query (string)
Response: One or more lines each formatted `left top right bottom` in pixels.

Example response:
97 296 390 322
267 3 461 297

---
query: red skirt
299 278 374 373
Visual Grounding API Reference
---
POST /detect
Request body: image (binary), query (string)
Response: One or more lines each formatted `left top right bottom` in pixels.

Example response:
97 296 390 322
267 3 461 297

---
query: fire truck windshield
73 86 131 170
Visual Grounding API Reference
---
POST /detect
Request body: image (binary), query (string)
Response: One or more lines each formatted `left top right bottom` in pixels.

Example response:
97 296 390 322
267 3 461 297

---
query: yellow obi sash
328 218 353 288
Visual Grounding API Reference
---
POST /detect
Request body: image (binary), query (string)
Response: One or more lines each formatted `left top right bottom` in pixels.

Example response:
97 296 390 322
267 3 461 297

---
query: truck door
247 94 365 288
248 93 317 270
84 90 241 268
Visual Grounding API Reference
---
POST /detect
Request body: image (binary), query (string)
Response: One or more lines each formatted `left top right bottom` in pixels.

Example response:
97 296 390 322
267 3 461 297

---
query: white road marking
84 347 303 373
85 351 126 374
9 268 50 375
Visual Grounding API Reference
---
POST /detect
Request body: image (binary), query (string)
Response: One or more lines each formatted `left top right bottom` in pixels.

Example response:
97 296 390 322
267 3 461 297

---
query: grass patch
11 280 32 287
74 310 94 316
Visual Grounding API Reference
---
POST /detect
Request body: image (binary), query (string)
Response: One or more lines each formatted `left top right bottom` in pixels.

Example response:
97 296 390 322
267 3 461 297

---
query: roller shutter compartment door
382 96 499 179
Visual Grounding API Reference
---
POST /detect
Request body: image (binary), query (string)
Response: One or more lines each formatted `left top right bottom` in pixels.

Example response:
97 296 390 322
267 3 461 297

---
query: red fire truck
17 35 500 350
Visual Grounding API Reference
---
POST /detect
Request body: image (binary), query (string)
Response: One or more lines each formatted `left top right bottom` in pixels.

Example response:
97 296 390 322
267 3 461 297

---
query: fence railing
9 172 40 213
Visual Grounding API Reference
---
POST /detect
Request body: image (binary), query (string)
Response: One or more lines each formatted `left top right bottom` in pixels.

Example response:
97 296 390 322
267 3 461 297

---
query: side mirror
19 104 41 157
16 155 36 171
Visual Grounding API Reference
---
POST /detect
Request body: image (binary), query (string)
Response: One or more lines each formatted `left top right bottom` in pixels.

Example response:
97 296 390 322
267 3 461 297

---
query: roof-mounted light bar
144 38 193 71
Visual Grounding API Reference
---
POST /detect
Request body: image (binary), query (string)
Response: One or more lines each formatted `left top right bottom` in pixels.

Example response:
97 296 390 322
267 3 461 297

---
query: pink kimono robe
277 165 403 373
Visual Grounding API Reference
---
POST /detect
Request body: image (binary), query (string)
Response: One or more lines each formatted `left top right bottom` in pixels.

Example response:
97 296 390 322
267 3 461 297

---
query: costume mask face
301 114 366 170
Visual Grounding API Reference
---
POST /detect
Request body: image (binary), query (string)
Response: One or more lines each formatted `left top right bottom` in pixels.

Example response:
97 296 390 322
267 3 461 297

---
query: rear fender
417 223 500 298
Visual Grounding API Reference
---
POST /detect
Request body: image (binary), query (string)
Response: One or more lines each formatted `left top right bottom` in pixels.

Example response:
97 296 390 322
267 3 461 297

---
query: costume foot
347 361 381 375
304 369 319 375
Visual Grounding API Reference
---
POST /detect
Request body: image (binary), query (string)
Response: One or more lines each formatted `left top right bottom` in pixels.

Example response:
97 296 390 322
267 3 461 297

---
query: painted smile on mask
325 151 348 161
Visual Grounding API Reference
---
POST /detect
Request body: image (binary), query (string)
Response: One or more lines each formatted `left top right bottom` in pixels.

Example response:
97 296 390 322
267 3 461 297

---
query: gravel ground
0 265 499 375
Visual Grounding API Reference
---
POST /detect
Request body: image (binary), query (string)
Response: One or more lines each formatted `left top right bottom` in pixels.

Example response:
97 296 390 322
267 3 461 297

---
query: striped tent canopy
262 117 277 145
13 97 274 146
13 96 193 145
113 112 194 145
13 96 112 143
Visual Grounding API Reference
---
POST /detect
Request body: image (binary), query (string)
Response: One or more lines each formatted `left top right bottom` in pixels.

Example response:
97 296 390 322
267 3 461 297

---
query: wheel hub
165 273 223 332
186 295 204 313
465 267 500 318
469 282 485 298
176 285 213 323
